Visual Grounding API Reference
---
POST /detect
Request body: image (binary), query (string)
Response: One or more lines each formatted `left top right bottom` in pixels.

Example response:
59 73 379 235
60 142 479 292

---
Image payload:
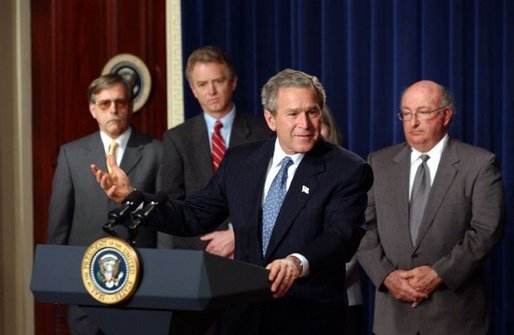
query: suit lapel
388 145 413 250
243 139 275 260
87 132 108 171
229 111 250 146
264 142 325 259
414 138 459 249
120 130 143 175
188 116 215 180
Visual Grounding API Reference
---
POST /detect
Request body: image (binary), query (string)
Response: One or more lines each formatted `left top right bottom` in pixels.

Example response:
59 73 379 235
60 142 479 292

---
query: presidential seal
102 53 151 113
81 237 140 304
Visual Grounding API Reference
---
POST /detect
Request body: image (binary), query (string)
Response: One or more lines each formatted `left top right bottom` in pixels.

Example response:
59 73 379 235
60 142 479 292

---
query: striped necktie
211 120 226 171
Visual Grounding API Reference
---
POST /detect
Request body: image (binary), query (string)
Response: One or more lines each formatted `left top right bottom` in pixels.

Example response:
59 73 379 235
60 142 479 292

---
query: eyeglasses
397 106 447 121
95 99 129 111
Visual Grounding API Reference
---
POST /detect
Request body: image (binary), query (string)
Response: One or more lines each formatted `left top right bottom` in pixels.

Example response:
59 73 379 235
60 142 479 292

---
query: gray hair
261 69 326 114
88 73 132 103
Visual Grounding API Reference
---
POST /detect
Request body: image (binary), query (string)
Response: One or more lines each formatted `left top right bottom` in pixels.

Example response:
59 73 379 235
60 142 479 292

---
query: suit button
412 252 418 258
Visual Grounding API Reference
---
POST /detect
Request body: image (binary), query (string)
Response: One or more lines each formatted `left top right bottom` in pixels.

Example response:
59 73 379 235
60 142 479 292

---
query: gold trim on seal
81 237 140 304
102 53 152 113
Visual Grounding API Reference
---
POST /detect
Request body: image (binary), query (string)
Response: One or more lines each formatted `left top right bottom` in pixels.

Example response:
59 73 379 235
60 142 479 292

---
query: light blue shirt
203 106 236 148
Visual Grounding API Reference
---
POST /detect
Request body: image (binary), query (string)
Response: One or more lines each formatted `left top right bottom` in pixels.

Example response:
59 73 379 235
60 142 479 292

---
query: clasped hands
92 155 301 298
384 266 443 307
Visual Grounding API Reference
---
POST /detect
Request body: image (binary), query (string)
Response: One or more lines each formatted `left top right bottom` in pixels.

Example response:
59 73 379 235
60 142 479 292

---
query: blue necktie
262 156 293 255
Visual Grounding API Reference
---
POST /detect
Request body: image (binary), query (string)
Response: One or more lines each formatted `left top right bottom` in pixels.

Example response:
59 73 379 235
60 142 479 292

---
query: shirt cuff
289 253 310 277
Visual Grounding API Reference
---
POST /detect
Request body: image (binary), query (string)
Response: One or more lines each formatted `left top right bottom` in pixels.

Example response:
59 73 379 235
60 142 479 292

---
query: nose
208 82 217 95
409 113 420 127
297 112 312 129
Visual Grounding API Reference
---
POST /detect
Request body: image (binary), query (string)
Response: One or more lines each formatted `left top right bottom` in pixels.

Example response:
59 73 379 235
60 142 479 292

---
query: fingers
200 232 214 241
266 258 299 299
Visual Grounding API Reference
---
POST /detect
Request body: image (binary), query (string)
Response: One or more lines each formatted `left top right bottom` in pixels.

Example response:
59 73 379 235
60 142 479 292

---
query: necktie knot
278 156 293 185
420 154 430 164
214 120 223 133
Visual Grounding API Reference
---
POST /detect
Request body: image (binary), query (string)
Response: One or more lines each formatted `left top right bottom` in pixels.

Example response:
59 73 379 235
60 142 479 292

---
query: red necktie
211 120 226 171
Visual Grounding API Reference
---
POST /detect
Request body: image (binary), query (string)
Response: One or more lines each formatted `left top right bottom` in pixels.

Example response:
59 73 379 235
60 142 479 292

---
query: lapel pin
302 185 310 194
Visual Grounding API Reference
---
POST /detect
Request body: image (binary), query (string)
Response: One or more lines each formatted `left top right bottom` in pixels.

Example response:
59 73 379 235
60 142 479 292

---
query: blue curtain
181 1 514 333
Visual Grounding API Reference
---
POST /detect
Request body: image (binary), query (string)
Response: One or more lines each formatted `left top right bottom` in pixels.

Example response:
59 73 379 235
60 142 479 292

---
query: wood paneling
31 1 167 333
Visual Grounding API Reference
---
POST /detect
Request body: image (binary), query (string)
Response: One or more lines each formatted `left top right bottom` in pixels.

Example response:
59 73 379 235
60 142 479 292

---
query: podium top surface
31 244 271 311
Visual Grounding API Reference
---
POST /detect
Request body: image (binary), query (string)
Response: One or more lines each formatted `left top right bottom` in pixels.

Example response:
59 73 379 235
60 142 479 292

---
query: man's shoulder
129 129 162 148
60 132 99 150
164 114 204 137
368 142 408 160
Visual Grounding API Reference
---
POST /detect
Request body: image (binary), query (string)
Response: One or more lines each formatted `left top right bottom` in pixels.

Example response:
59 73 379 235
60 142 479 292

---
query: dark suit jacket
47 128 162 247
357 137 505 335
157 111 272 249
153 138 373 334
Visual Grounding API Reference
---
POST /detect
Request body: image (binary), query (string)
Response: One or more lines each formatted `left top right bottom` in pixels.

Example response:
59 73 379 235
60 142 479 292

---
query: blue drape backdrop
181 1 513 333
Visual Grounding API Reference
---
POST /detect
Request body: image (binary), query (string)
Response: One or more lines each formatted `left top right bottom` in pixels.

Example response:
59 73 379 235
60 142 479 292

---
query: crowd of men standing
47 45 505 335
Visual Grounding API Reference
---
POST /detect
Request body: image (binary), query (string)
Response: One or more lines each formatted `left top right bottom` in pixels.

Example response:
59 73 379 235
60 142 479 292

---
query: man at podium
92 69 373 334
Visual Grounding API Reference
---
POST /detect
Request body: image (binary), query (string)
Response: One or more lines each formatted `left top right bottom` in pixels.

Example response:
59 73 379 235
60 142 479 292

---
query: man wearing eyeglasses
47 73 162 335
357 80 505 335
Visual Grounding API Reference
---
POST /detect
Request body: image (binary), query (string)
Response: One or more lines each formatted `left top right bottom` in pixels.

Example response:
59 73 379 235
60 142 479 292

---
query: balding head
400 80 453 152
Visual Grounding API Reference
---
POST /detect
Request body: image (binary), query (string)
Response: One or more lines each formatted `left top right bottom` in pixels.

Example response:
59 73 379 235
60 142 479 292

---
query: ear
443 107 453 126
190 83 199 99
230 75 238 92
89 103 97 119
264 110 276 132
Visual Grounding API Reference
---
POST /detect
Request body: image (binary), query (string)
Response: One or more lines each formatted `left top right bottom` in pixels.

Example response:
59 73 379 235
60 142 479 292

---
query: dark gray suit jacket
152 138 373 334
47 128 162 247
357 137 505 335
157 110 272 249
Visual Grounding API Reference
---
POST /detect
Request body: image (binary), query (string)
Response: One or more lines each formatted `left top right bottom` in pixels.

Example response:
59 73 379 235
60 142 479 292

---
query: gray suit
47 128 162 247
357 137 504 335
157 111 272 249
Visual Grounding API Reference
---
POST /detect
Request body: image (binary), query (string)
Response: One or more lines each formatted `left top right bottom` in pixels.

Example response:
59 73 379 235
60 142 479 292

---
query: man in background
47 73 162 334
157 45 271 256
357 80 505 334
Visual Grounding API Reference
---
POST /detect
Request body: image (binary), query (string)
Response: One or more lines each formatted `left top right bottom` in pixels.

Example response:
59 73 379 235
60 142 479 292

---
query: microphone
103 190 144 233
128 192 168 229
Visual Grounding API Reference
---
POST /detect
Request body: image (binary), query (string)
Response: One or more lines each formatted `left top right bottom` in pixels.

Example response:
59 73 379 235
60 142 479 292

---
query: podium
31 244 272 334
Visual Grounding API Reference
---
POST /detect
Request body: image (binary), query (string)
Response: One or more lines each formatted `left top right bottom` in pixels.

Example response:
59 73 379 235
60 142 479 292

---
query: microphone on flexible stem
103 190 144 235
128 192 168 230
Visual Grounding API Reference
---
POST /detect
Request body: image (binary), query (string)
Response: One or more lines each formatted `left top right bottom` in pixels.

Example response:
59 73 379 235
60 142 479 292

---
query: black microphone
128 192 168 229
103 190 145 233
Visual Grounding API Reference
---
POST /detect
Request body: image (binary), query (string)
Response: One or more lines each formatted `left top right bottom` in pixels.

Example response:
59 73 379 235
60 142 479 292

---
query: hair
321 105 342 145
88 73 132 103
439 85 455 110
185 46 236 84
261 68 326 115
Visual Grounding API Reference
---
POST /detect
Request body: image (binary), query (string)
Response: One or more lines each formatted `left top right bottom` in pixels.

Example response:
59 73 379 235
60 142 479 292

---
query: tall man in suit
47 74 162 335
357 80 505 335
158 45 271 256
93 69 373 334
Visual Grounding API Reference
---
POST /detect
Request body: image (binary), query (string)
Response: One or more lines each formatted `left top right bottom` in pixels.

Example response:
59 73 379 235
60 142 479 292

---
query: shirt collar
271 138 304 168
100 126 132 152
410 134 449 164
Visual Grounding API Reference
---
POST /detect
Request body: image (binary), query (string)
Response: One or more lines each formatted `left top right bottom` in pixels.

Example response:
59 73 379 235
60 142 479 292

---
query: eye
418 110 431 116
